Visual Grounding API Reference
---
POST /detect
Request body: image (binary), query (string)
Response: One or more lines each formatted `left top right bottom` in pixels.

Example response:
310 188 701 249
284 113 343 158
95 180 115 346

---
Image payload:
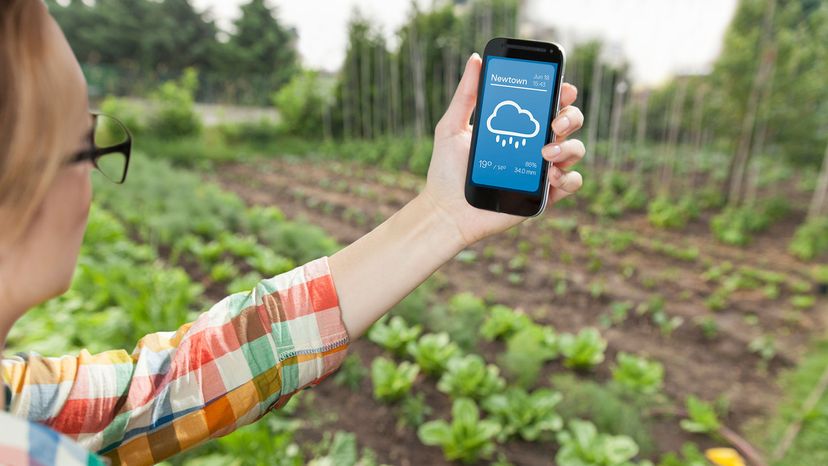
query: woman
0 1 585 465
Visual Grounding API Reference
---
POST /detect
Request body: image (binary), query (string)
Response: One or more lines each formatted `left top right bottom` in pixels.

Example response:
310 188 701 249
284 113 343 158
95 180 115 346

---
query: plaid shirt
1 257 350 466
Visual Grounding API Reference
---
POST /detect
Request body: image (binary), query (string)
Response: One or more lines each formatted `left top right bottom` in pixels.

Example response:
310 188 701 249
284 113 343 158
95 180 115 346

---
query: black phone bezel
464 37 565 217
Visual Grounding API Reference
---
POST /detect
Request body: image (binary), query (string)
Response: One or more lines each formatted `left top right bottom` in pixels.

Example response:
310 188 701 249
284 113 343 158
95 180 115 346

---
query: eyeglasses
70 113 132 184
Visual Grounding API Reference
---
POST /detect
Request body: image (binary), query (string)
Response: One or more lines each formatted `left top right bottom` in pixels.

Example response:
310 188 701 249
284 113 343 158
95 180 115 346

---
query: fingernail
553 116 570 134
542 144 561 162
544 144 562 161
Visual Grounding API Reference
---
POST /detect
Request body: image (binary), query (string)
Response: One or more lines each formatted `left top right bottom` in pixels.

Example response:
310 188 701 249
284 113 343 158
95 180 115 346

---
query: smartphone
464 37 566 217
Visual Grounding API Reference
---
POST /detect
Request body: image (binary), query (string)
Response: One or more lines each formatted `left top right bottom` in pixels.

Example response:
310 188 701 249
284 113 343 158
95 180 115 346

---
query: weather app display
471 56 558 193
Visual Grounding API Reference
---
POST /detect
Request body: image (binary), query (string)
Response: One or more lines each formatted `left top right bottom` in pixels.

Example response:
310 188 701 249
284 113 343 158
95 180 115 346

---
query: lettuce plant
418 398 501 463
406 332 460 376
480 305 533 341
482 387 563 441
559 328 607 370
246 248 294 277
611 352 664 395
368 316 422 356
438 354 506 400
556 419 643 466
370 357 419 402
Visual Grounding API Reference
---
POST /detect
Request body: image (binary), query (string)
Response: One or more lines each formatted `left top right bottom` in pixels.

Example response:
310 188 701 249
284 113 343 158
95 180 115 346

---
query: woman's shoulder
0 411 109 466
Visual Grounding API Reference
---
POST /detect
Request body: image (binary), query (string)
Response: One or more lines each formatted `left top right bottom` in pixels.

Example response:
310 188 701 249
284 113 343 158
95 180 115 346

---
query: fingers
548 169 583 204
551 105 584 141
549 185 576 204
437 53 483 136
560 83 577 108
541 139 585 169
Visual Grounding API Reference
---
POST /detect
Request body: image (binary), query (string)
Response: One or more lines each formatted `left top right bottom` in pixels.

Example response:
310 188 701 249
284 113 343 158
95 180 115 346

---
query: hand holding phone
465 37 568 217
420 41 584 247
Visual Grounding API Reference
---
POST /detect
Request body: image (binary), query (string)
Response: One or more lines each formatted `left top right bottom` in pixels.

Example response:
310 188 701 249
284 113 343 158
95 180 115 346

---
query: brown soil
205 156 828 466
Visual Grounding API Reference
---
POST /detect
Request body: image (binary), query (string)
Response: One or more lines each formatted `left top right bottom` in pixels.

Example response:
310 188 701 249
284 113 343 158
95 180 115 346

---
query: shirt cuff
274 256 350 389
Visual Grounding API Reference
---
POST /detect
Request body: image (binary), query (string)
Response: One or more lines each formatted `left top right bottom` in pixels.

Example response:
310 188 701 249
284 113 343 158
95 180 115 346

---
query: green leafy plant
748 335 777 366
210 260 239 283
370 357 419 402
226 272 261 295
307 430 380 466
555 419 642 466
789 217 828 260
651 310 684 336
480 304 533 341
559 328 607 370
696 317 719 340
647 196 698 230
646 239 700 262
418 398 501 463
549 216 579 234
271 70 325 138
203 416 305 466
711 206 771 246
455 249 478 264
590 280 607 299
791 294 816 310
427 292 488 351
482 388 563 441
398 392 432 429
606 301 633 326
811 265 828 286
437 354 506 400
498 324 559 388
705 288 730 312
656 442 708 466
405 332 461 376
551 374 655 455
611 352 664 395
679 396 720 435
368 316 422 356
246 249 294 277
334 354 367 391
149 67 202 139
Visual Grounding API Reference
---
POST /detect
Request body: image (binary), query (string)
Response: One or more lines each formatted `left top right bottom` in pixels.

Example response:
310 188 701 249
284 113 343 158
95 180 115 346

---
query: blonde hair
0 0 78 248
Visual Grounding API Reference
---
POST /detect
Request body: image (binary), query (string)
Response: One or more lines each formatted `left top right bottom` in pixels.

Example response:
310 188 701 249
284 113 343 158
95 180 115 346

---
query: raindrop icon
501 139 507 147
514 140 519 149
509 136 513 145
496 135 500 143
522 139 526 147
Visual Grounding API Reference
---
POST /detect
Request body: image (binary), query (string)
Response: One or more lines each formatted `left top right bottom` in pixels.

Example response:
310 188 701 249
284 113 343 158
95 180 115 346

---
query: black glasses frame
70 112 132 184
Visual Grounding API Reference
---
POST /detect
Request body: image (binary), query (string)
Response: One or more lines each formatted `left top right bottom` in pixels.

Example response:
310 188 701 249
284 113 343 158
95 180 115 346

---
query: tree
724 0 777 206
219 0 299 104
47 0 300 104
710 0 828 169
272 71 325 139
808 139 828 220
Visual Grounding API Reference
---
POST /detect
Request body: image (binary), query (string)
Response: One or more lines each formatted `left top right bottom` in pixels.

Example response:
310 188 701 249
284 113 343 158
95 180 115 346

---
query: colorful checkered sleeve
0 411 108 466
1 256 350 466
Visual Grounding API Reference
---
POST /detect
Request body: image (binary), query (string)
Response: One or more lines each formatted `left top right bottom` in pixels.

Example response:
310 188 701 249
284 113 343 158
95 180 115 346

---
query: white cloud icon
486 100 540 138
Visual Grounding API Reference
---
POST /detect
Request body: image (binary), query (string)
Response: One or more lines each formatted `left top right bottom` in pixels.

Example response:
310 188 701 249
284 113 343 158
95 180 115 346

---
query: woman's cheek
79 169 92 225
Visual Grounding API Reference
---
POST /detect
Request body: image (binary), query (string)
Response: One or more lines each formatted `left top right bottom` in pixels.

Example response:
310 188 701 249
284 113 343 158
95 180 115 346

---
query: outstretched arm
329 53 585 339
2 257 349 466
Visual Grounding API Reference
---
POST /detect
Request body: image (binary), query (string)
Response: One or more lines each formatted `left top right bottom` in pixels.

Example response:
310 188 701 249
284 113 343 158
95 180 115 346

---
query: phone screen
470 56 559 194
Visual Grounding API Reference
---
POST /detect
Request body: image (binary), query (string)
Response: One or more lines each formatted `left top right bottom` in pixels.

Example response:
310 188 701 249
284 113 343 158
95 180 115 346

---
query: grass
748 338 828 466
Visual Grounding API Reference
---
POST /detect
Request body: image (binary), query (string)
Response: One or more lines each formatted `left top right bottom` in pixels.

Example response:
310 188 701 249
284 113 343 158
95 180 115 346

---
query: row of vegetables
363 304 740 466
8 155 748 465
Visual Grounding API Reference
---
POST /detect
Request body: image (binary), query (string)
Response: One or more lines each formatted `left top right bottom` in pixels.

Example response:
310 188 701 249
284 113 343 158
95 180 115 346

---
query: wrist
410 191 469 254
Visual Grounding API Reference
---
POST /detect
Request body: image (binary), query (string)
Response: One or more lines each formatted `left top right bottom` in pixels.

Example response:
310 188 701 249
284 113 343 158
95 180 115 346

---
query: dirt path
211 156 828 464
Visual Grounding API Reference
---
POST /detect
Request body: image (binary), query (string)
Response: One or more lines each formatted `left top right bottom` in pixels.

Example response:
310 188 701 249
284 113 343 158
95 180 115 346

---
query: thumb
439 53 482 134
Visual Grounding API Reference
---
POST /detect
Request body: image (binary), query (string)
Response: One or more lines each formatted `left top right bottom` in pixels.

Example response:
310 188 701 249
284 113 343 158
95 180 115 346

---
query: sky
191 0 739 86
